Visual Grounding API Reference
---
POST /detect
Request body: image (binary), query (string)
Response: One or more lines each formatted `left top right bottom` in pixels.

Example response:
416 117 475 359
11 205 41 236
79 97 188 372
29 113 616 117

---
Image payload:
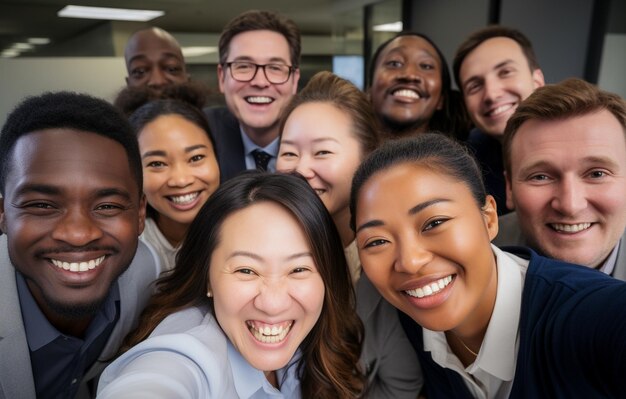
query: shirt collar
240 126 280 158
16 271 120 350
599 238 621 276
227 340 301 398
423 245 528 381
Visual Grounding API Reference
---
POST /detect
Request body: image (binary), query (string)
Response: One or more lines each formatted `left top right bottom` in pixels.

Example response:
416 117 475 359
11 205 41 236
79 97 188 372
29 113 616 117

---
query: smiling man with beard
204 10 301 182
0 92 159 399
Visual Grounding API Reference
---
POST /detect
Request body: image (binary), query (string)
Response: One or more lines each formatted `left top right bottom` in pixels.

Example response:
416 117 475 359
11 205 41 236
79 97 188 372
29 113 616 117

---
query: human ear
482 195 499 241
504 171 515 211
532 68 545 89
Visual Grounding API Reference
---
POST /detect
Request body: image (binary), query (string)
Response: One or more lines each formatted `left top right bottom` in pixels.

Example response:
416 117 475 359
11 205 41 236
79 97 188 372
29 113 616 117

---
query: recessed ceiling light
182 46 218 57
373 21 403 32
1 50 20 58
11 43 34 51
28 37 51 45
58 5 164 21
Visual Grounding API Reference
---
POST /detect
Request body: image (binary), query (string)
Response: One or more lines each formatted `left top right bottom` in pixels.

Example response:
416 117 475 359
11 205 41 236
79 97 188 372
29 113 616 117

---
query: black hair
350 133 486 230
0 91 142 196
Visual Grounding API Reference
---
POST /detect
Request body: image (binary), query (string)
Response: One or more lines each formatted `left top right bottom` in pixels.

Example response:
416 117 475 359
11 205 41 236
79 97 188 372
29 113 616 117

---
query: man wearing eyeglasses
205 10 301 181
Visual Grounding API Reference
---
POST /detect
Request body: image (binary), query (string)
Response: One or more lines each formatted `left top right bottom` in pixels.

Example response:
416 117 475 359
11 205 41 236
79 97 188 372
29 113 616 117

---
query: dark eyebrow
96 188 132 202
142 145 208 159
185 144 208 153
227 251 313 261
13 183 61 198
356 198 451 233
408 198 450 215
494 59 515 70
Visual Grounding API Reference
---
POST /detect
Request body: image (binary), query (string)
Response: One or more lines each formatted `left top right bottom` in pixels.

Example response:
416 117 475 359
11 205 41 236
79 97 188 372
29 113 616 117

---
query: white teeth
247 321 292 344
392 89 420 99
51 256 105 273
246 96 272 104
170 192 199 204
488 104 514 116
405 275 453 298
551 223 591 233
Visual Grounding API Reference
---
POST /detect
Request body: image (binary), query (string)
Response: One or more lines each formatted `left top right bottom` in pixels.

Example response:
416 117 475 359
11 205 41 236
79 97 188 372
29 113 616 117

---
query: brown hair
502 78 626 174
121 172 365 398
280 71 381 156
218 10 301 68
453 25 540 92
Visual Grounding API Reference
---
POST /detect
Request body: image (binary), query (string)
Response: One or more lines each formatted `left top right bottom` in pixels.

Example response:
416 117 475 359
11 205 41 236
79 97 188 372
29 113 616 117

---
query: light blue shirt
97 306 302 398
240 127 279 172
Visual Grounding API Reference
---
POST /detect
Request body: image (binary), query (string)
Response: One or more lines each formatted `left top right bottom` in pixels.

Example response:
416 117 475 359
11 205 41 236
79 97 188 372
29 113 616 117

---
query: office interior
0 0 624 125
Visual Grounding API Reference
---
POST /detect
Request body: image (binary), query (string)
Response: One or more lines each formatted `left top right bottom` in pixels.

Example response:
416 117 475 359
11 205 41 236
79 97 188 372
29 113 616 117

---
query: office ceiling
0 0 358 57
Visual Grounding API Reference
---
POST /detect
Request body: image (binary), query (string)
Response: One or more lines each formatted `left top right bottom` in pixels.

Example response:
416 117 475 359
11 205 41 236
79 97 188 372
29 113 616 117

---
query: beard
42 288 112 320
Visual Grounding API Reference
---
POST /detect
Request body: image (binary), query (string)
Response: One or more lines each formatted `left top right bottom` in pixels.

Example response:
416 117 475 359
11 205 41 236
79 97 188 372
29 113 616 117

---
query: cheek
142 173 166 205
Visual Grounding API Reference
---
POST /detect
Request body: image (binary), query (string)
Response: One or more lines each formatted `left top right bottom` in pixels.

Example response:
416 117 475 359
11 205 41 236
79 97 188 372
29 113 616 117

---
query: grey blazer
0 236 160 399
494 211 626 281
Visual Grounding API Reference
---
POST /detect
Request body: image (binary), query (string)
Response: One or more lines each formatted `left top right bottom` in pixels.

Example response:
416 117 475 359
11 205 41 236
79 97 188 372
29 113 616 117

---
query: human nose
147 69 167 88
393 236 433 274
551 176 587 216
294 156 315 179
397 63 423 82
249 65 271 87
51 208 103 246
482 76 503 104
167 164 194 187
254 278 293 315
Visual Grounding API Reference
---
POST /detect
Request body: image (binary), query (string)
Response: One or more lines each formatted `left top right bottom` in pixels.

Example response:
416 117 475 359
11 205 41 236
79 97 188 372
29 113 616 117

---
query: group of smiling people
2 8 626 399
95 26 626 399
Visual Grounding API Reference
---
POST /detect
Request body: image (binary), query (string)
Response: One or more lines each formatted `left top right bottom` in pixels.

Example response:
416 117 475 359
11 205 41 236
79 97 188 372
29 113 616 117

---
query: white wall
0 57 127 126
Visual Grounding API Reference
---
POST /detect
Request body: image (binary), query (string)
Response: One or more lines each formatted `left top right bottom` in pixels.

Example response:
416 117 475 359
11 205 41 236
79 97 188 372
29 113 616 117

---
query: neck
155 215 189 247
446 252 499 367
333 207 355 248
382 118 430 139
241 123 279 148
265 370 278 389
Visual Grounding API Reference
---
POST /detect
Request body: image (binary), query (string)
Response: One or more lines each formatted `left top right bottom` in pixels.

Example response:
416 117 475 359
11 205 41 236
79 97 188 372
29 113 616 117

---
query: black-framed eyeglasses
224 61 294 84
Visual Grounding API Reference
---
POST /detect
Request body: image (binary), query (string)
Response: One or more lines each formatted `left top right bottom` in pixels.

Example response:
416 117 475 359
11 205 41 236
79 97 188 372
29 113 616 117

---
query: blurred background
1 0 625 124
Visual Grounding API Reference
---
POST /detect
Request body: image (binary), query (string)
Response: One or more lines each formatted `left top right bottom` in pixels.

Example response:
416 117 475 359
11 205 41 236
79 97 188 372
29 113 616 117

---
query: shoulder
98 308 235 397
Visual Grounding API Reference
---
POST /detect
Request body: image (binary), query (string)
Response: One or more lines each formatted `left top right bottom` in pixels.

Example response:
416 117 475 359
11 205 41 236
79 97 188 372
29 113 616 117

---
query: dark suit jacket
494 211 626 281
203 106 246 182
0 237 160 399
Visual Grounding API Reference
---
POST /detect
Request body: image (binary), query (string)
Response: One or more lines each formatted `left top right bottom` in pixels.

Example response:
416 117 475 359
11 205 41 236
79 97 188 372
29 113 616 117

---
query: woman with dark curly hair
98 172 365 398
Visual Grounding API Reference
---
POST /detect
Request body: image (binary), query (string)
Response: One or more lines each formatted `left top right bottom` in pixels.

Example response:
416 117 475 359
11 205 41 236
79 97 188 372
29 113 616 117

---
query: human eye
422 217 449 232
499 67 515 78
21 201 57 215
189 154 206 163
587 169 609 180
95 203 125 216
385 59 403 68
315 150 332 156
465 80 482 95
290 266 313 275
130 67 146 78
233 62 253 71
363 238 389 249
420 62 436 71
146 160 166 168
267 64 287 72
528 174 550 182
164 64 183 75
279 150 298 158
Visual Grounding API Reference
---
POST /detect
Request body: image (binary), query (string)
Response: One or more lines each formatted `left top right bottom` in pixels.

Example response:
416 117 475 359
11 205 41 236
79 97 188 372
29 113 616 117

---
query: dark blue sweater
399 248 626 398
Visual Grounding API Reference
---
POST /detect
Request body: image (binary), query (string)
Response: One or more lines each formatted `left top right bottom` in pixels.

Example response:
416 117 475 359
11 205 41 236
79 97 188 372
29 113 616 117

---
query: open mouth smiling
246 320 294 344
50 255 106 272
245 96 274 104
549 222 592 234
168 191 200 205
405 275 454 298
